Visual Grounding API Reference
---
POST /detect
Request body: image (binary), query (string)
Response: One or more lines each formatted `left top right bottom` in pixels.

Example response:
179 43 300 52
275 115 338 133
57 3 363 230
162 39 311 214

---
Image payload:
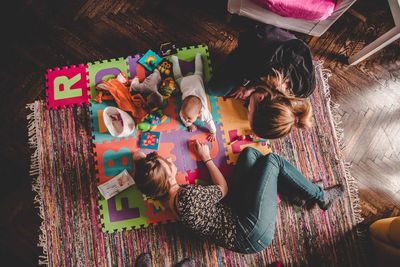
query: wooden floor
1 0 399 266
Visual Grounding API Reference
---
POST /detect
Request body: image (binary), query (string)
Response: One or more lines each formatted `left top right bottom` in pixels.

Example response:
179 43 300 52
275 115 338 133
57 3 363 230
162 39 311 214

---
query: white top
172 54 216 134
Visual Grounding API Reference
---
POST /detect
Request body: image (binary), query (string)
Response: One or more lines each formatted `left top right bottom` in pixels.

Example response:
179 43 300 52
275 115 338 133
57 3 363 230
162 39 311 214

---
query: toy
159 77 177 98
157 58 173 77
95 72 147 122
157 58 177 98
137 110 167 132
138 50 162 71
139 131 161 150
229 134 267 145
159 42 177 57
130 68 165 110
131 57 176 108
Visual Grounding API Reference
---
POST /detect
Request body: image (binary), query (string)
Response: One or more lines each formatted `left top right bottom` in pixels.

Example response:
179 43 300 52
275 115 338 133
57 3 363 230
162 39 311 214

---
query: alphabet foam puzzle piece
127 54 150 81
99 186 148 232
166 44 213 82
45 64 89 109
87 57 128 99
217 97 271 164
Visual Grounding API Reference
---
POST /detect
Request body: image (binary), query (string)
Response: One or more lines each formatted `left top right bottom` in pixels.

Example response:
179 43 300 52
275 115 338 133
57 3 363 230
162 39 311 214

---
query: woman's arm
193 140 228 197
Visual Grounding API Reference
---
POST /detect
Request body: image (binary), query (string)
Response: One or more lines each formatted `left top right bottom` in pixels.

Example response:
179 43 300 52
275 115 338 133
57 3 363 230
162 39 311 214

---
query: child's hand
207 133 216 142
188 124 197 132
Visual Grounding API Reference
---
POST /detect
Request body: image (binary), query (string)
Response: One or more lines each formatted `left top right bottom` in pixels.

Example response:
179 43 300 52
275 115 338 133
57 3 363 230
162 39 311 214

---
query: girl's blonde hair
252 70 312 139
132 152 170 200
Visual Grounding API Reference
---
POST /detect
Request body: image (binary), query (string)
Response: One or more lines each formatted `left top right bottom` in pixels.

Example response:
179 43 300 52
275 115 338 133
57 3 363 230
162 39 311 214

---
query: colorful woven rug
28 61 367 266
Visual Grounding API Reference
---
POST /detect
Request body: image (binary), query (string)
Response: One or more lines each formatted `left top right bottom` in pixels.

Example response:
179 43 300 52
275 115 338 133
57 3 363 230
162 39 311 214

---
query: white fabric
103 107 135 137
171 54 217 134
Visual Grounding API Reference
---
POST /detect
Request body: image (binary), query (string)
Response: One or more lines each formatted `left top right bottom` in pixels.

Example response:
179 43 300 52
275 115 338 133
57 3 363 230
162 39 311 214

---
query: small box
98 169 135 200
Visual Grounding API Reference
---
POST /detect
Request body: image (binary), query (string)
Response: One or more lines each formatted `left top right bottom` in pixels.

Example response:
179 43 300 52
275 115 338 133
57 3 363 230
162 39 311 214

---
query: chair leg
348 27 400 65
226 13 234 23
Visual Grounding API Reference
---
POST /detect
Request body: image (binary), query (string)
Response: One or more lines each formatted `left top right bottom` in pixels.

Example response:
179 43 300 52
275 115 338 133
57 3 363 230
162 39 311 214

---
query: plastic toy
137 110 167 132
156 58 177 98
157 58 173 77
159 42 177 57
159 77 177 98
138 50 162 71
229 134 267 145
139 131 161 150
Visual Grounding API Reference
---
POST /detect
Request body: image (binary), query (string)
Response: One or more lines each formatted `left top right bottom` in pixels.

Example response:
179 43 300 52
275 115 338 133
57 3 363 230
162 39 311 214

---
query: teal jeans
229 147 324 254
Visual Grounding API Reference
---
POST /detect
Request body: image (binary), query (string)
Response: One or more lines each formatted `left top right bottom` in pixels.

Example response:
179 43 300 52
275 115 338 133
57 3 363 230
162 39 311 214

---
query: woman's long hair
131 152 170 200
251 70 312 139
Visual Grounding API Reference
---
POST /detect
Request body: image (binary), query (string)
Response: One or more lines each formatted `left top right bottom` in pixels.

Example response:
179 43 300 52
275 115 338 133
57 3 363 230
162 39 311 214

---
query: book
98 169 135 200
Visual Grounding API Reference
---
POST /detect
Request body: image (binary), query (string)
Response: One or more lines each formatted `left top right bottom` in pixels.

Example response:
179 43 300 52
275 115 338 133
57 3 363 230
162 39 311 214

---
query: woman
132 141 343 254
207 25 315 139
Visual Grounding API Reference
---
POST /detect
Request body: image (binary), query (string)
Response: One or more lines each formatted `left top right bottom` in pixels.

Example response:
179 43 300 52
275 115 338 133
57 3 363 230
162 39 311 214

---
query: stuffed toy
130 58 177 109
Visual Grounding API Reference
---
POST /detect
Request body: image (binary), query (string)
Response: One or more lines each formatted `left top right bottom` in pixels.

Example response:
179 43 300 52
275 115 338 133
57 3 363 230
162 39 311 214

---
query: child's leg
171 55 183 84
194 53 203 77
130 78 147 92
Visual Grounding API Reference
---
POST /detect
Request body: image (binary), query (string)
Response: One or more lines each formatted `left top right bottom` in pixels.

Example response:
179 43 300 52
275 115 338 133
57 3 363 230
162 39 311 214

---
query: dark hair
132 152 170 200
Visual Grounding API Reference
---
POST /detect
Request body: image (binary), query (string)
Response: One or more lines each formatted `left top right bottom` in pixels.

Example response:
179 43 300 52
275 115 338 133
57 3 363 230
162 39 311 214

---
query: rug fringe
315 60 368 262
26 101 49 266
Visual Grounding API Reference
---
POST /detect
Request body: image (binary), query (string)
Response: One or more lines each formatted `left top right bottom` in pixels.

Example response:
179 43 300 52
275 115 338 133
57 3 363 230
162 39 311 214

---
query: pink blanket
253 0 336 21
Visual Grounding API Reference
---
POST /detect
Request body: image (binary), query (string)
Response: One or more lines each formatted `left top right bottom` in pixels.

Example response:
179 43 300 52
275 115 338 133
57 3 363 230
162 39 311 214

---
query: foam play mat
45 44 270 232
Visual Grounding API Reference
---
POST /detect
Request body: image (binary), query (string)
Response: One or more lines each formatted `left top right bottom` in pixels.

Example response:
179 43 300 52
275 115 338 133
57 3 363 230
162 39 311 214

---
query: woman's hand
193 140 211 162
230 86 256 100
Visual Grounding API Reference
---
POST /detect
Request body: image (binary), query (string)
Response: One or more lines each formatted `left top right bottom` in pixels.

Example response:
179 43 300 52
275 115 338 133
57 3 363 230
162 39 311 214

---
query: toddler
171 53 216 141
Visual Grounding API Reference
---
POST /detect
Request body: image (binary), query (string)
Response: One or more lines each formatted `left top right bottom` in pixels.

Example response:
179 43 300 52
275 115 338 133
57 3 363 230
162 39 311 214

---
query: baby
171 53 216 141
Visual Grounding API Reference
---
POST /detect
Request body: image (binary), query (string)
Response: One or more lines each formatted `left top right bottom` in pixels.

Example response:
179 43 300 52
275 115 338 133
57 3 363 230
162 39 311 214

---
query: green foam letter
54 74 83 100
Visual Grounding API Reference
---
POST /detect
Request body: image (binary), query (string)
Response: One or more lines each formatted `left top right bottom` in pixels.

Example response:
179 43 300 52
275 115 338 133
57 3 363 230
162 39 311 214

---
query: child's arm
202 109 216 141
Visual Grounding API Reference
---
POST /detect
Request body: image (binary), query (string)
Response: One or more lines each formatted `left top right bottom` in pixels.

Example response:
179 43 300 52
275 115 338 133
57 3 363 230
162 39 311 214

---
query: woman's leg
246 153 323 216
226 147 263 208
239 153 324 248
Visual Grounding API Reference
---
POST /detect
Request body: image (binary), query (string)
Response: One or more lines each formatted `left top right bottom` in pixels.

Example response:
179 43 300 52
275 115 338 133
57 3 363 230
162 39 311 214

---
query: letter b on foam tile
103 148 133 177
45 65 89 109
